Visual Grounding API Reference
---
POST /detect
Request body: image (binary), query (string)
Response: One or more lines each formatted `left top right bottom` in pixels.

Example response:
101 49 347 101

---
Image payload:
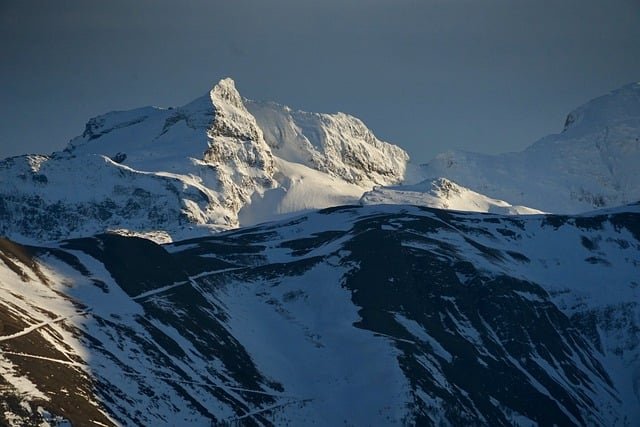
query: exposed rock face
203 78 277 215
246 99 409 187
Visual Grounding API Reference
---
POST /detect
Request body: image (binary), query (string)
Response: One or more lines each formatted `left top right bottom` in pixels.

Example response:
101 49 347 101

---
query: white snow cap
0 76 411 243
563 81 640 132
211 77 243 107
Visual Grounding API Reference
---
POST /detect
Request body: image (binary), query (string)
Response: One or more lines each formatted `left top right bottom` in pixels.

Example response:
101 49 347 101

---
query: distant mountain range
419 82 640 213
1 79 638 243
0 80 639 426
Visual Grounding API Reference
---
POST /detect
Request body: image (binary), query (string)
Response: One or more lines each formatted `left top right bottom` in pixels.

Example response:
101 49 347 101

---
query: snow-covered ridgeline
0 78 410 243
420 82 640 213
361 177 545 215
1 78 640 243
0 203 638 425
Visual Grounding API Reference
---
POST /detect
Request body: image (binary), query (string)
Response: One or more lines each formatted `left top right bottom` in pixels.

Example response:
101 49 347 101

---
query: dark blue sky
1 0 639 163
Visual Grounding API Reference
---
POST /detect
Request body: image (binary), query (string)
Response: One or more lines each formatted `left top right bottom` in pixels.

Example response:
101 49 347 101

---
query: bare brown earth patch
0 311 115 426
0 238 49 284
0 238 114 426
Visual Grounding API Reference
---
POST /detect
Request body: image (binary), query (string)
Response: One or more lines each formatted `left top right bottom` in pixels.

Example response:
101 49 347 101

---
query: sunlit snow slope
420 82 640 213
361 178 545 215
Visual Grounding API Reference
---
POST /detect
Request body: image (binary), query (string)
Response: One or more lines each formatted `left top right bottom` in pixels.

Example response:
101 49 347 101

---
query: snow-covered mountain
2 79 639 243
361 177 544 215
0 78 408 243
245 99 409 187
0 203 638 426
1 79 639 425
420 82 640 213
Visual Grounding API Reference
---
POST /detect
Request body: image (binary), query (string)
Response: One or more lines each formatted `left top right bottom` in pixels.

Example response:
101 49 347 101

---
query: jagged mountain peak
67 77 258 164
207 78 267 146
0 77 410 243
210 77 243 108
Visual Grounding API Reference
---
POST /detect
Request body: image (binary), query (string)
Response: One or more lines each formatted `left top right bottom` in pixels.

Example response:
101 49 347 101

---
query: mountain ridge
0 202 638 425
420 81 640 213
1 79 639 244
0 78 410 243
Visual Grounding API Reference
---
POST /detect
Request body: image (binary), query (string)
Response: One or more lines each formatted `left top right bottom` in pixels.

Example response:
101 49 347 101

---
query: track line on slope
131 282 188 300
372 331 417 345
228 398 314 423
0 310 90 342
123 371 304 399
0 351 83 367
188 266 249 281
130 267 249 300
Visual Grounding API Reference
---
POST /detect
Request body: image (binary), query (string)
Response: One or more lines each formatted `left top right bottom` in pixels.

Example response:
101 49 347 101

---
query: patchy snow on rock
0 203 638 425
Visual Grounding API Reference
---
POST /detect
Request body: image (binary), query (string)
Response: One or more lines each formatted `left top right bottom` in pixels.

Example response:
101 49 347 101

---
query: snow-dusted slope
245 99 409 187
361 177 544 214
0 78 409 243
421 82 640 213
0 204 638 425
238 157 366 225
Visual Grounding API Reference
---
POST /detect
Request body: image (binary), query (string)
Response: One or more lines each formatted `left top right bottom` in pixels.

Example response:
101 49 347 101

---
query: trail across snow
0 310 90 342
0 351 83 367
